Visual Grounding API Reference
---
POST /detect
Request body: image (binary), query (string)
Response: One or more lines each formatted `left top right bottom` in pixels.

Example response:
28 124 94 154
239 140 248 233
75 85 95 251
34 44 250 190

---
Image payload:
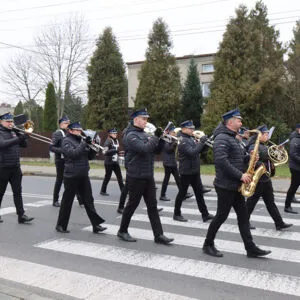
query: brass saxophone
240 129 269 198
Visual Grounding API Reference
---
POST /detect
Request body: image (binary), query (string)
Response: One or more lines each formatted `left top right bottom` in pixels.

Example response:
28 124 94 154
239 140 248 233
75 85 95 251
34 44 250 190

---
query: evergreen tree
86 27 128 130
14 100 24 115
64 88 84 123
203 1 286 136
23 99 44 132
43 82 58 131
181 58 203 128
135 18 181 126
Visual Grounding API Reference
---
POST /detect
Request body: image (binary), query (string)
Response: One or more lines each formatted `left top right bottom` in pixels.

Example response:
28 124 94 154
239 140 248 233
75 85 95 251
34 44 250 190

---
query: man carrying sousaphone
203 109 271 258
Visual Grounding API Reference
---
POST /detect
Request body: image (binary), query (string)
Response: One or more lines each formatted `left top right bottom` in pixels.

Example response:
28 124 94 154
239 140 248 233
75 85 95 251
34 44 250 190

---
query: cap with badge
59 116 70 124
67 121 83 130
0 112 14 121
180 120 195 129
256 124 269 133
222 108 242 121
131 108 150 119
238 127 249 135
108 128 118 134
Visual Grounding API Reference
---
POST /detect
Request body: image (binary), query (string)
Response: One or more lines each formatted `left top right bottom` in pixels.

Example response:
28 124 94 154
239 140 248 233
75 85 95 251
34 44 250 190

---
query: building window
201 83 211 98
202 64 214 73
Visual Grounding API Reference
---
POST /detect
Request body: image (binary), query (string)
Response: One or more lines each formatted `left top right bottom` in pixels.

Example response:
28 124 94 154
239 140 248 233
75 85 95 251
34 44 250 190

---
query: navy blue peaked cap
59 116 70 124
296 124 300 129
256 124 269 133
67 121 82 130
222 108 242 121
108 128 118 134
180 120 195 129
0 112 14 121
131 108 150 119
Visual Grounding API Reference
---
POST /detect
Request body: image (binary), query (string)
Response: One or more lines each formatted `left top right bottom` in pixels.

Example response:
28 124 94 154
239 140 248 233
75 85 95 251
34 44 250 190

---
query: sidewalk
21 164 292 194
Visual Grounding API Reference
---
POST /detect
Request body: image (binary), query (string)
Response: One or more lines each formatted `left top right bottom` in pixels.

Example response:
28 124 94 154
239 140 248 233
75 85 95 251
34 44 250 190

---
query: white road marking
35 238 300 297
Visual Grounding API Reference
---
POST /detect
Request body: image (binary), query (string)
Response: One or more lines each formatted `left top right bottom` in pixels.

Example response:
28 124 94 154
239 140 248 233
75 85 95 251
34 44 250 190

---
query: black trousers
205 186 255 251
119 177 163 237
246 181 284 226
285 168 300 208
160 165 180 197
0 167 25 216
57 176 105 230
118 176 128 210
53 161 82 205
174 173 209 217
101 164 124 193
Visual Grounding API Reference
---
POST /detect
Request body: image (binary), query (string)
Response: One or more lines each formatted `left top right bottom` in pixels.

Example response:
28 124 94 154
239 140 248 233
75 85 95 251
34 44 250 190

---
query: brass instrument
81 130 103 153
14 120 53 144
193 130 214 148
240 129 269 198
144 122 178 143
268 140 288 166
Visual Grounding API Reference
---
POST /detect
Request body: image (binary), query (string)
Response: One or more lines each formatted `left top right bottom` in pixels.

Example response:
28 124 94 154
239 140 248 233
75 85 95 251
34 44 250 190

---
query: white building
126 53 215 108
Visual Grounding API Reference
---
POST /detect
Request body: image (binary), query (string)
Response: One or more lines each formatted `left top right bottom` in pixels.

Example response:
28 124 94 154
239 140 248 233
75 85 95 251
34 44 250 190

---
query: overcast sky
0 0 299 105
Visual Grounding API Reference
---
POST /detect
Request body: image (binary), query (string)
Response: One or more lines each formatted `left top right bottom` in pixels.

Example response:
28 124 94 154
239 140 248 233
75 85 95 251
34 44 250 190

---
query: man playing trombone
0 112 34 224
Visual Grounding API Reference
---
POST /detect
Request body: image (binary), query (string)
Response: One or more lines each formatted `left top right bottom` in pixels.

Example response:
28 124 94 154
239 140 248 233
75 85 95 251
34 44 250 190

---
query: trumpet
81 129 104 153
193 130 214 148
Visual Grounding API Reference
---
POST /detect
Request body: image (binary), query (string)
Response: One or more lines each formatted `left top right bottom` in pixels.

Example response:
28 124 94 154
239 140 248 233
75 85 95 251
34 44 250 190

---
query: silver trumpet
193 130 214 148
81 129 104 153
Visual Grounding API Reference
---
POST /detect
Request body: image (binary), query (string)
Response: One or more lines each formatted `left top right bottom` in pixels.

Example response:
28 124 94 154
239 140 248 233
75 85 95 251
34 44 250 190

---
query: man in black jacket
56 122 106 234
246 125 292 230
285 124 300 213
0 112 34 224
117 108 173 245
173 120 214 222
203 109 271 258
100 128 124 196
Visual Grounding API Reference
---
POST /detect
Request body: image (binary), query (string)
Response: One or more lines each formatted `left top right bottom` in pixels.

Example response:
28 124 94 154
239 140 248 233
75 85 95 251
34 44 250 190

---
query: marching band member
56 121 106 234
100 128 124 196
0 112 34 224
285 123 300 213
246 125 292 230
173 120 214 222
203 109 271 258
117 108 173 244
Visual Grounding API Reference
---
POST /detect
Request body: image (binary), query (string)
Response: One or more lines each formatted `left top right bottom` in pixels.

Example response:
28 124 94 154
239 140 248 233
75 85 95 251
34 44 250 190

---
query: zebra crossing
0 188 300 299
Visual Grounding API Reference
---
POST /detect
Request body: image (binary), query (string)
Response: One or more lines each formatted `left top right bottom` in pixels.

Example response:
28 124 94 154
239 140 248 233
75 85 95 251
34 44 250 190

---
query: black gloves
199 135 208 144
85 136 92 144
154 127 163 138
18 133 29 142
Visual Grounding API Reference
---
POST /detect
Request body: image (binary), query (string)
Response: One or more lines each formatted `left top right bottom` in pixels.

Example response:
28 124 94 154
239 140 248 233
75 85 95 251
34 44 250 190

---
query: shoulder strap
60 129 66 138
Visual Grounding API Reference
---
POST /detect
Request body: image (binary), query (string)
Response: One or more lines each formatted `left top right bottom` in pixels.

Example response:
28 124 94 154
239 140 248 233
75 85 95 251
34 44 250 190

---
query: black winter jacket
125 126 161 179
213 123 247 191
162 140 177 167
51 129 67 163
177 132 206 175
103 137 119 165
122 122 135 170
62 133 92 178
289 131 300 171
0 125 27 168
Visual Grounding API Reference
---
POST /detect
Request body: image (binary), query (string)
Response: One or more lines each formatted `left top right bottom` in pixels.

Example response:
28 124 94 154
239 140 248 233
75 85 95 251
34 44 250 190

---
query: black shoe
157 207 163 212
203 245 223 257
184 192 194 199
291 196 300 203
52 201 60 207
202 187 211 194
93 225 107 233
247 246 271 258
117 208 124 214
159 196 170 201
18 214 34 224
55 225 70 233
284 207 298 214
249 222 256 230
0 216 3 223
117 231 137 242
100 191 109 196
275 223 293 231
203 213 214 222
154 234 174 245
173 215 188 222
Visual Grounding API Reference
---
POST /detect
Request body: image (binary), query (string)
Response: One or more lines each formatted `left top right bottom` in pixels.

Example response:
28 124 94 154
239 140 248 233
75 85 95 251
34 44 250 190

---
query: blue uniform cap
59 116 70 124
256 124 269 133
108 128 118 134
238 127 248 135
0 112 14 121
67 121 83 130
168 125 175 132
131 108 150 119
222 108 242 121
180 120 195 129
296 124 300 129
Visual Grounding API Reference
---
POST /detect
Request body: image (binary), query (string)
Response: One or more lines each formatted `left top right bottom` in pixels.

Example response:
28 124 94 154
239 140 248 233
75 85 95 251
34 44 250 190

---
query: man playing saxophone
246 125 292 230
203 109 271 258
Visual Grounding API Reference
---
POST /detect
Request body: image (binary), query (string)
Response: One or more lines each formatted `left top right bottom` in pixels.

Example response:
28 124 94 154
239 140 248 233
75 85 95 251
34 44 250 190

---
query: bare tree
35 14 90 118
1 53 44 104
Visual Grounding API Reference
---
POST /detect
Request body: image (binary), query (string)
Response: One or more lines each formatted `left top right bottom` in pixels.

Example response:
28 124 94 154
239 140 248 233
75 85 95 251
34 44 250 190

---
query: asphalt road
0 175 300 300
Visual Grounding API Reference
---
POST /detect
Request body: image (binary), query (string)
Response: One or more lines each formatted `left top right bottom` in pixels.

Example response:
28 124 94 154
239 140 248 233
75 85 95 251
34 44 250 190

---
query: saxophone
240 129 269 198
